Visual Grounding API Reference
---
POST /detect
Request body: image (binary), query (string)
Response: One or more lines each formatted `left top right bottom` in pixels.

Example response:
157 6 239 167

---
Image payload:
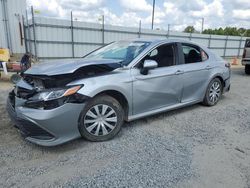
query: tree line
183 26 250 37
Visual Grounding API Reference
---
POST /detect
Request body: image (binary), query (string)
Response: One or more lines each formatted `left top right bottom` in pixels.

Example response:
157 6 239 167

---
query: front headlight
30 85 82 101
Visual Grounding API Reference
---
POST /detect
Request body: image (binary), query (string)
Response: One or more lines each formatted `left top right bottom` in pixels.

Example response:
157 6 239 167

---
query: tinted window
182 44 203 63
142 44 176 68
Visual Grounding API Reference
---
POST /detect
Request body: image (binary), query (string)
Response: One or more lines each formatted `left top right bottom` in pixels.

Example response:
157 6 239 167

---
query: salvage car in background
7 39 231 146
242 39 250 74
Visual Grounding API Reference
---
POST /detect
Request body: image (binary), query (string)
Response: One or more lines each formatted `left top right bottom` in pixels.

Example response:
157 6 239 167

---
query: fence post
25 9 31 53
2 0 12 53
31 6 38 60
208 34 211 49
189 32 192 41
70 11 75 58
167 24 170 38
138 20 141 38
237 36 243 58
223 36 228 57
102 15 104 45
22 15 28 53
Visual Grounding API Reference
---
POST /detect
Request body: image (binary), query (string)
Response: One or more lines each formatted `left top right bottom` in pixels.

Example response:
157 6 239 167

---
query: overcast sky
26 0 250 31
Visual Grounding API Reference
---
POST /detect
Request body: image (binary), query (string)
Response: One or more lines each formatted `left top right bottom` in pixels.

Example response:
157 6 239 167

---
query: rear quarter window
245 39 250 48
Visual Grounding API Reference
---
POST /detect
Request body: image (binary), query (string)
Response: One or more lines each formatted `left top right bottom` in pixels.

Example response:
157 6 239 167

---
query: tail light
243 49 246 58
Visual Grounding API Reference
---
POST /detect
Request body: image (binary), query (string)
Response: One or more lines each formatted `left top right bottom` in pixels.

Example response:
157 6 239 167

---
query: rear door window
181 44 208 64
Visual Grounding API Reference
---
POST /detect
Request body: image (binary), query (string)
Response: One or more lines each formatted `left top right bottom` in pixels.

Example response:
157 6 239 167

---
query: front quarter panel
68 68 133 115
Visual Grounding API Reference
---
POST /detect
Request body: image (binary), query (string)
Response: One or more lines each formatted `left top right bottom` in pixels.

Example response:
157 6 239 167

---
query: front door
131 43 183 115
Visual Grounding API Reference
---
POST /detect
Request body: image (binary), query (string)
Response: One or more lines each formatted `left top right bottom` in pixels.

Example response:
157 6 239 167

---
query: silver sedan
7 39 231 146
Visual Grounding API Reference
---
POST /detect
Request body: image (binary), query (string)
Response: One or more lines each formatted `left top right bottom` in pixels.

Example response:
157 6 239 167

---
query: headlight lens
30 85 81 101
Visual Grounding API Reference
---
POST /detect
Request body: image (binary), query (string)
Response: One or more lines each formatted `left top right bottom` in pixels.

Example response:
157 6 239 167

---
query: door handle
205 65 212 70
175 70 184 75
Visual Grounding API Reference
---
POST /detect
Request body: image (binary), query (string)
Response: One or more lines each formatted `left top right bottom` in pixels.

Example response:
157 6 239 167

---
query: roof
121 38 198 45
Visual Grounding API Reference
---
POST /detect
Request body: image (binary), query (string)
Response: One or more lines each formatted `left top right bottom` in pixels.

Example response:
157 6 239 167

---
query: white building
0 0 26 54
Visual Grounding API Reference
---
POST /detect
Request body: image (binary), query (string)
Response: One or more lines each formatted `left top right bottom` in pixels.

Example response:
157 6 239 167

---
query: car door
131 43 183 115
177 43 211 103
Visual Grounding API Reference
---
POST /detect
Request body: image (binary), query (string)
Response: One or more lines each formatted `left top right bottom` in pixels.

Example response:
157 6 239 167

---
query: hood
24 58 122 76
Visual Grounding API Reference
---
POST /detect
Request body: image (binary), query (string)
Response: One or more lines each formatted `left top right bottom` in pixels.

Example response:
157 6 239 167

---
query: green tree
183 26 196 33
202 27 250 37
238 28 246 36
244 29 250 37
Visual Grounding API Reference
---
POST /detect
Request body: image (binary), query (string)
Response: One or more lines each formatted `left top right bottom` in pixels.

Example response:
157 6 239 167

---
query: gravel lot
0 67 250 188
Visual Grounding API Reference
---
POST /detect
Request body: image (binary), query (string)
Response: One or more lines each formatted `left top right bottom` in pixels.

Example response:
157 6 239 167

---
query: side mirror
140 60 158 75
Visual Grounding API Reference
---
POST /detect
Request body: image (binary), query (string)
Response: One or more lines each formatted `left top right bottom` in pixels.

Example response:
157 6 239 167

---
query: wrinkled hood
24 58 122 76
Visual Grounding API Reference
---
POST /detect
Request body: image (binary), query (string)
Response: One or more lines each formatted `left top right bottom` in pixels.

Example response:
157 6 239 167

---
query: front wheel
79 95 124 142
245 65 250 75
203 78 222 106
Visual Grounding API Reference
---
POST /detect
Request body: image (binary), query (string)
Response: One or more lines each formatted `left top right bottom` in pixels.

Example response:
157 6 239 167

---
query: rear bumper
6 96 84 146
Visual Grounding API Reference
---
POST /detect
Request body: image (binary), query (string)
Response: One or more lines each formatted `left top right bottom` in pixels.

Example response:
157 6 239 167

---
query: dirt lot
0 67 249 188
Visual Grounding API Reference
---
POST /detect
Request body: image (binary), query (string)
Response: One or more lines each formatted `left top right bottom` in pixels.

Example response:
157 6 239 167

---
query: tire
203 78 222 106
245 65 250 75
79 95 124 142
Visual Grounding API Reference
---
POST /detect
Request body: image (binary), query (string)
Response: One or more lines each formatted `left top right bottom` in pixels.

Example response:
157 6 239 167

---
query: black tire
78 95 124 142
245 65 250 75
203 78 222 106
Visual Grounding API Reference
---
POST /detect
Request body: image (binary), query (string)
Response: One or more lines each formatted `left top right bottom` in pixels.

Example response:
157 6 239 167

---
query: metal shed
0 0 26 54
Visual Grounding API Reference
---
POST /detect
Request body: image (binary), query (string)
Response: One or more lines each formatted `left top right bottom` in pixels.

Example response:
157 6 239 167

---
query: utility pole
151 0 155 30
167 24 170 37
138 20 141 38
201 17 204 33
70 11 75 58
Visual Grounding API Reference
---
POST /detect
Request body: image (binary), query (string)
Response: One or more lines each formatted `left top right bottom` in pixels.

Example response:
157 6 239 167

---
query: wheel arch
211 74 225 88
93 90 130 121
202 74 225 100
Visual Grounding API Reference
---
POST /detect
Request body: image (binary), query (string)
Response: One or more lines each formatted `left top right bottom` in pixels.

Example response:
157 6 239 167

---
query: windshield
84 41 151 66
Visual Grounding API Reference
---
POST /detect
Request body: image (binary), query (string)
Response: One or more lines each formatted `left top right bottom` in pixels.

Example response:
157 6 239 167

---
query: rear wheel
79 95 124 141
203 78 222 106
245 65 250 75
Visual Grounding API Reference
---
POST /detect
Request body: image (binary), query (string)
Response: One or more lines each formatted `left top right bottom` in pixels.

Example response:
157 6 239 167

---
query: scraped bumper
6 96 84 146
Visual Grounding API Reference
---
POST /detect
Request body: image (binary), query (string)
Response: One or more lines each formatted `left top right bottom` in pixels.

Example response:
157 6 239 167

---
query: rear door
177 43 211 103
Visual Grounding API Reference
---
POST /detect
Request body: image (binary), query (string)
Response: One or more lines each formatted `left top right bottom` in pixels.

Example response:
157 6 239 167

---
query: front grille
15 119 54 140
7 97 54 140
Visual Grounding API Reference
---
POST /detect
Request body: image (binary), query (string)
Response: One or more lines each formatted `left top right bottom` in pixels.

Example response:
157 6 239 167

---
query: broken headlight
30 85 82 102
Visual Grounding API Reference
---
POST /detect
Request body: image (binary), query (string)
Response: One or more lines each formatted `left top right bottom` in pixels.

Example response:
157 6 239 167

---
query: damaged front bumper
6 92 86 146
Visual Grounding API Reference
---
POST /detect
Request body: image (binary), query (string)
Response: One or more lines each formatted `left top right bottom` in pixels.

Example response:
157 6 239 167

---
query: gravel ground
0 67 250 188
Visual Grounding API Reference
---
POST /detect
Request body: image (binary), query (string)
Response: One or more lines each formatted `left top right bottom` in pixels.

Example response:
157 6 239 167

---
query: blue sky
27 0 250 31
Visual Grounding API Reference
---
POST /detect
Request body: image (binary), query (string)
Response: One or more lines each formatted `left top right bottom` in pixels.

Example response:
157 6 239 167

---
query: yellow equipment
0 48 10 62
